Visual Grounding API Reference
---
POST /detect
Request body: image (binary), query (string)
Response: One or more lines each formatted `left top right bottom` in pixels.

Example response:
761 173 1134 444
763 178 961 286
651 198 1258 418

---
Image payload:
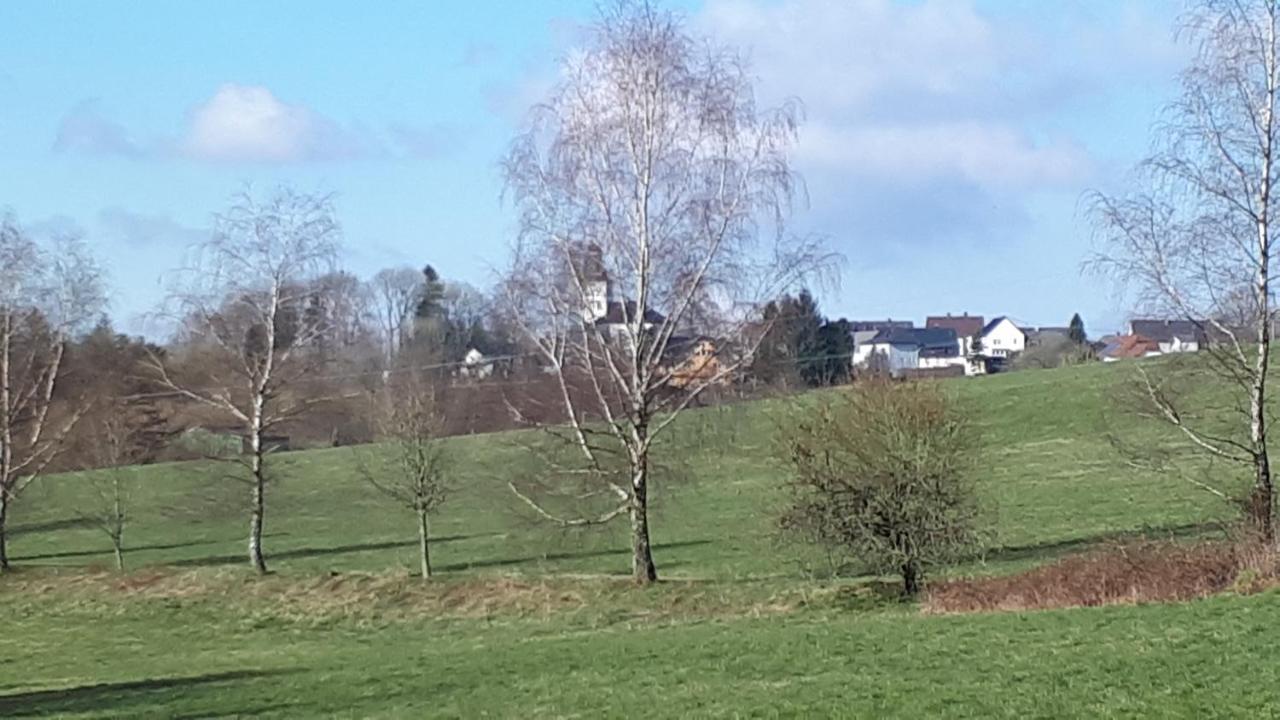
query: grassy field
2 360 1270 718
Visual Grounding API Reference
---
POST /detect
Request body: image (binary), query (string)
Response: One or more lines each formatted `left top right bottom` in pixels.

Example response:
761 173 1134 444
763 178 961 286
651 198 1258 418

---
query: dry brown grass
924 539 1280 614
0 568 810 625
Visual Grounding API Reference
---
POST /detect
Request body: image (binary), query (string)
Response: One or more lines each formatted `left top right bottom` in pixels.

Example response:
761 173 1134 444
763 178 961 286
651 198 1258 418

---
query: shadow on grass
15 538 239 563
985 521 1225 564
0 669 301 717
436 539 712 573
169 533 496 568
9 518 94 536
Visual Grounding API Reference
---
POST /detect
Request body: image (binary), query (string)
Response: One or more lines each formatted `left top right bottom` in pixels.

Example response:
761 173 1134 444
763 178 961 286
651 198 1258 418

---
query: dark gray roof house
875 327 959 358
1128 319 1205 344
1027 326 1070 346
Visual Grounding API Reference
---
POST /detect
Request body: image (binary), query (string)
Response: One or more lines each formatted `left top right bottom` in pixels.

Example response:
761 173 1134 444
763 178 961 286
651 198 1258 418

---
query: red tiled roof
926 314 985 337
1104 334 1161 358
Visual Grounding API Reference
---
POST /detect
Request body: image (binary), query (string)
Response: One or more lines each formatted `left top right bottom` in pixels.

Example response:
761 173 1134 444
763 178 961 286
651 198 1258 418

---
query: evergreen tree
1068 313 1087 345
415 265 446 321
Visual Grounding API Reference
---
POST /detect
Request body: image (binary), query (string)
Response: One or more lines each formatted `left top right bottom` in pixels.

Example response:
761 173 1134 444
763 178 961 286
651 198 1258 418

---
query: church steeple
579 242 609 322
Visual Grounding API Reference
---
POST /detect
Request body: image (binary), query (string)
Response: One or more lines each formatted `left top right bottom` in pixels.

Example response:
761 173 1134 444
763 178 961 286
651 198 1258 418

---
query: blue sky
0 0 1185 336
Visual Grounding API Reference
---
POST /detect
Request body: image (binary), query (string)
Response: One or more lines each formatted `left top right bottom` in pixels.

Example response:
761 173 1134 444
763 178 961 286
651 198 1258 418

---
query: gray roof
850 319 913 332
873 327 959 357
851 329 879 346
1129 319 1205 344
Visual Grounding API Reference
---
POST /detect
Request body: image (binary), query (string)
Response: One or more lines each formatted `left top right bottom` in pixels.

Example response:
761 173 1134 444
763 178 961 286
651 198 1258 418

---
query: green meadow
3 360 1270 718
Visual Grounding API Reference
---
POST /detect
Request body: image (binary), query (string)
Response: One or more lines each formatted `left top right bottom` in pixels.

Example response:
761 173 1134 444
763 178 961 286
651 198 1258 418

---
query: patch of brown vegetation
0 568 806 625
924 540 1280 614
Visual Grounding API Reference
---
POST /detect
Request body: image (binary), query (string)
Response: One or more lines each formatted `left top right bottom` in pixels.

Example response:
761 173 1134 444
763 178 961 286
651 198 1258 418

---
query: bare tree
1091 1 1280 539
499 1 830 583
148 187 341 573
368 266 423 365
0 214 104 570
77 412 136 572
357 372 451 579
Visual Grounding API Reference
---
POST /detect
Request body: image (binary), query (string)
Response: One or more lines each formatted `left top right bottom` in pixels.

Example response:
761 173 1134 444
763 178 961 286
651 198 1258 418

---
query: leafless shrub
775 380 986 596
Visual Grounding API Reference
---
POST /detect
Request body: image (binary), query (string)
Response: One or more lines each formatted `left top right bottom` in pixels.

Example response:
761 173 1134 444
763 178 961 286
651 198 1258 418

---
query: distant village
845 314 1207 378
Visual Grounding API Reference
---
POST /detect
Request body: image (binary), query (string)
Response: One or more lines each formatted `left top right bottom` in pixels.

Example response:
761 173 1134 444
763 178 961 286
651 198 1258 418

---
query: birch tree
149 188 340 573
500 0 829 583
1092 0 1280 539
0 215 103 570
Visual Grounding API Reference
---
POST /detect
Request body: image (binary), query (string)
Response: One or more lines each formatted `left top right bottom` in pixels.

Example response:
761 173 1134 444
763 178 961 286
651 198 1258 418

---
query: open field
2 360 1269 717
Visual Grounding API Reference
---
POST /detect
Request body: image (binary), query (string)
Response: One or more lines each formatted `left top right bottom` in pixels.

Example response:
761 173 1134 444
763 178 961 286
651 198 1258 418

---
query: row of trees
0 2 832 583
12 0 1273 592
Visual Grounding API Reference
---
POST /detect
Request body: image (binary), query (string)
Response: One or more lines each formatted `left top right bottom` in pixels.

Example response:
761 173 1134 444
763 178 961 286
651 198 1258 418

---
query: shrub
775 380 986 596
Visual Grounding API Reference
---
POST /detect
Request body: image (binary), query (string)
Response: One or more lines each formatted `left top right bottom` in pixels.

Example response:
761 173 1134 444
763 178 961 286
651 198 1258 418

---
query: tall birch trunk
0 493 8 571
417 509 432 579
1249 9 1277 543
248 419 268 574
630 453 657 584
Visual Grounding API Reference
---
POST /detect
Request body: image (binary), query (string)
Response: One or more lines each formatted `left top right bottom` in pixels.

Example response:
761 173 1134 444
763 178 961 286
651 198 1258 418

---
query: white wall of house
582 279 608 322
919 355 966 370
868 343 918 375
1160 337 1199 354
981 318 1025 357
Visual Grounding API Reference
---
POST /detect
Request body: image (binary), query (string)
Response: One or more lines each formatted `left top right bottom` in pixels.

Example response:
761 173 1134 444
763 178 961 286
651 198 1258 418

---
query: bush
775 380 986 596
1013 335 1094 370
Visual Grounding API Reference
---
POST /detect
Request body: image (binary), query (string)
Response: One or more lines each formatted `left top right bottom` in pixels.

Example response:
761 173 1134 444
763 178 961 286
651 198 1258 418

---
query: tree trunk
1250 455 1274 543
902 560 921 598
112 539 124 572
0 493 8 571
417 509 432 579
248 400 269 574
249 472 267 575
1251 12 1277 544
630 459 657 584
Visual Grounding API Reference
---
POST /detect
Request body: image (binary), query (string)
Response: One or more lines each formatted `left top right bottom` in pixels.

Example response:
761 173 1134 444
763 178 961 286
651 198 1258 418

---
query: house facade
1128 319 1203 354
980 316 1026 358
856 327 963 377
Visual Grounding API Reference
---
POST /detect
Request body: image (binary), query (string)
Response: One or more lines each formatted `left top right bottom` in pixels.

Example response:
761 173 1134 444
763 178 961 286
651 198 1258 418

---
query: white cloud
181 84 362 162
697 0 1178 250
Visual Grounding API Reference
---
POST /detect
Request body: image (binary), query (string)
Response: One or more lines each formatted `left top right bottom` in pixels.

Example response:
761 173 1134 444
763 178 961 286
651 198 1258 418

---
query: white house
851 329 880 366
460 348 494 379
979 316 1026 358
856 327 962 376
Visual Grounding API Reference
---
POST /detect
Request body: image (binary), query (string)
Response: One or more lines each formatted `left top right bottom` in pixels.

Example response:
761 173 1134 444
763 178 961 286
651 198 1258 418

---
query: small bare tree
358 373 450 579
148 187 341 574
500 1 830 583
0 214 104 570
77 412 135 572
1091 0 1280 539
775 381 984 596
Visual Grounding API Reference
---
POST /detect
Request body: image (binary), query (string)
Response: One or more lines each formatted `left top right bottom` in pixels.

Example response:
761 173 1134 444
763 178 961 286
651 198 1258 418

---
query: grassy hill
2 360 1269 718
